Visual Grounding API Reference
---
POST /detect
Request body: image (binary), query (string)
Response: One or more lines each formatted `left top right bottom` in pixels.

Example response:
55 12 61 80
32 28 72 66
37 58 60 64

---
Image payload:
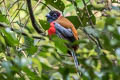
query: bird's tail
70 50 81 77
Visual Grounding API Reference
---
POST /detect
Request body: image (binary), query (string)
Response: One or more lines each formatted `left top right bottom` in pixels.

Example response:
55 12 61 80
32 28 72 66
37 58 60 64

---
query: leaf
1 28 19 46
100 34 113 52
24 36 37 54
91 0 105 9
39 57 53 70
22 67 40 79
45 0 65 11
0 34 6 47
39 20 50 30
76 0 89 8
87 5 96 24
2 61 12 74
105 17 116 25
81 5 96 26
0 13 9 24
32 58 42 77
21 57 32 66
27 46 38 54
63 4 74 15
66 16 80 29
84 27 100 37
50 72 63 80
52 35 68 54
24 36 33 47
96 18 105 29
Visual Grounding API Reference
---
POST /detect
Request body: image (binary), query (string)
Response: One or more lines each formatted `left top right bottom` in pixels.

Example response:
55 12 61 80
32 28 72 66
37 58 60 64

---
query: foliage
0 0 120 80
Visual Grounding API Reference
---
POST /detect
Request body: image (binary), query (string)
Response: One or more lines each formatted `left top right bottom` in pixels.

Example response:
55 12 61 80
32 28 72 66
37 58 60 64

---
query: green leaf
91 0 105 9
27 46 38 54
45 0 65 11
100 34 113 52
63 4 74 15
96 18 105 29
66 16 80 29
22 67 40 79
39 57 53 70
76 0 89 8
105 17 116 25
39 20 50 30
32 58 42 77
1 28 19 46
81 5 96 26
84 27 100 37
24 36 37 54
52 35 68 54
2 61 12 74
21 57 32 67
0 34 6 47
0 13 9 24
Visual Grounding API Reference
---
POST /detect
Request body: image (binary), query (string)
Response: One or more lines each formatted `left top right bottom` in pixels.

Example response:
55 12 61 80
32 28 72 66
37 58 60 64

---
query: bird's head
46 11 61 23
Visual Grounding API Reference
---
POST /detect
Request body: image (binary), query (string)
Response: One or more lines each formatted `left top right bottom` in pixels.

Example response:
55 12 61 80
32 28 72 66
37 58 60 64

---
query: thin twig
71 0 84 27
8 0 19 11
82 0 95 28
3 0 13 28
10 3 24 24
21 51 27 57
71 0 99 46
33 0 42 10
81 0 103 49
71 0 105 56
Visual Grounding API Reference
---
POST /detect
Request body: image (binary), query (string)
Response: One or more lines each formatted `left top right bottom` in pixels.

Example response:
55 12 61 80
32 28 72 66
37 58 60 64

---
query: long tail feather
70 50 81 77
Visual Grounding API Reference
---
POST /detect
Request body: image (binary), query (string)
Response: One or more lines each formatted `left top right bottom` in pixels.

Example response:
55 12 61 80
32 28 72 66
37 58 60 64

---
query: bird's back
56 16 78 40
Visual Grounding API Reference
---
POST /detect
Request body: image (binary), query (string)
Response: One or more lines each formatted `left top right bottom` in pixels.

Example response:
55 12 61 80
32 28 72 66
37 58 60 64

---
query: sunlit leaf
39 20 49 30
52 35 68 54
32 58 42 77
45 0 65 11
1 28 19 46
66 16 80 29
0 13 9 24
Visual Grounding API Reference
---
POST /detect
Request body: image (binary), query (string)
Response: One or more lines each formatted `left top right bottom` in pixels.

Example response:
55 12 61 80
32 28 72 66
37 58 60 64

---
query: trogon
46 10 80 76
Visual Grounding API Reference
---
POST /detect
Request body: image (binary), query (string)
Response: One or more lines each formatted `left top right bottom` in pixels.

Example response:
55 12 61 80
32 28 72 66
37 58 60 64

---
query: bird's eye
53 14 57 17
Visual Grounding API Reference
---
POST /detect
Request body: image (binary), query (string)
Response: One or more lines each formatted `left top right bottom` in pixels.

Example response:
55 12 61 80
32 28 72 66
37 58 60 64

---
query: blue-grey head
46 11 61 23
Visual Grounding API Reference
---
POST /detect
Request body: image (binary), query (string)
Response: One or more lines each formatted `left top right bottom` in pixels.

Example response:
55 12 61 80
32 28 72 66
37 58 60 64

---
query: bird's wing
54 22 76 42
54 22 80 76
56 16 78 40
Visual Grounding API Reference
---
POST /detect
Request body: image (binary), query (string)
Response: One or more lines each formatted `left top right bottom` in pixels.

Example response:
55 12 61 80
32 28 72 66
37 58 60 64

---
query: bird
46 10 80 76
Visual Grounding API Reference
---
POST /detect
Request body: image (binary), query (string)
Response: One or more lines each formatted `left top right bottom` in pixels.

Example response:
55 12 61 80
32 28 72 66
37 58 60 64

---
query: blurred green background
0 0 120 80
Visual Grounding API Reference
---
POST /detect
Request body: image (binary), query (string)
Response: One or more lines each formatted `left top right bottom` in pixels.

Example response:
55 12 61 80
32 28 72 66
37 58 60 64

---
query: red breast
48 22 56 36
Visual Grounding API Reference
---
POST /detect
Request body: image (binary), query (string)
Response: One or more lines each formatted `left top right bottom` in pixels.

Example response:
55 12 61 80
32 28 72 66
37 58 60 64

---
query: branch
8 0 19 11
71 1 99 46
81 0 107 56
3 0 13 28
71 0 84 27
71 0 105 55
0 22 44 39
0 22 9 28
26 0 43 33
82 0 94 28
11 3 24 24
81 0 103 49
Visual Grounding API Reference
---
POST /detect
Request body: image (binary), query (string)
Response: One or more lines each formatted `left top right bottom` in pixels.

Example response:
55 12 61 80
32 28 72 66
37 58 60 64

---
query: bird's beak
46 13 50 18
